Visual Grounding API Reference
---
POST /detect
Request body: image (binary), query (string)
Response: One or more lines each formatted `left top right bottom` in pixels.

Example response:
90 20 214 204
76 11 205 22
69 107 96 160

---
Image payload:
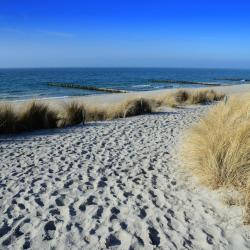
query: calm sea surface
1 68 250 101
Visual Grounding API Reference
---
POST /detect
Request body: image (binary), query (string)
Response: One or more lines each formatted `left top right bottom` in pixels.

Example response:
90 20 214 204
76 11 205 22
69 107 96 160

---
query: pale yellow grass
85 104 108 122
85 97 153 121
0 89 224 134
182 95 250 223
156 89 224 108
17 101 58 131
57 102 85 127
0 104 17 133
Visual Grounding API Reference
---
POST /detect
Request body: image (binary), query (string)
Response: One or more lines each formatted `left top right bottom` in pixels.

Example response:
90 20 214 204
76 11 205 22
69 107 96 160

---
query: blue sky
0 0 250 68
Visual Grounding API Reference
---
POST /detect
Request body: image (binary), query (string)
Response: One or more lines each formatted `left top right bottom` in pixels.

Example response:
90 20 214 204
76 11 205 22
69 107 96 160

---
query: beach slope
0 104 249 249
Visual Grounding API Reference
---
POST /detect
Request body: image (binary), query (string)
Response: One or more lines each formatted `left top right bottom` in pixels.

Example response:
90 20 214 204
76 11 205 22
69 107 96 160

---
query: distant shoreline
1 67 250 102
2 83 250 106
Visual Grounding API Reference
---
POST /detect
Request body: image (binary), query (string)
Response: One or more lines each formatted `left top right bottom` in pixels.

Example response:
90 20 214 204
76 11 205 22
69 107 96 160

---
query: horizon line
0 66 250 70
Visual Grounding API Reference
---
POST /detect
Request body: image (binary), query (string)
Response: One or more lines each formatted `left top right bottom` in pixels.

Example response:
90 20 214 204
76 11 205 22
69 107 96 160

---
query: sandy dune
0 105 250 249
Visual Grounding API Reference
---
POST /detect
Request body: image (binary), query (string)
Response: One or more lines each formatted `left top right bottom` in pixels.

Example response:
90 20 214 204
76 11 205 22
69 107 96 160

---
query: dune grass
57 102 85 128
0 98 153 133
173 89 224 105
174 90 190 103
17 101 58 131
186 89 224 104
85 98 153 121
114 98 153 118
155 89 224 108
0 89 224 134
85 105 108 122
182 95 250 223
0 104 17 133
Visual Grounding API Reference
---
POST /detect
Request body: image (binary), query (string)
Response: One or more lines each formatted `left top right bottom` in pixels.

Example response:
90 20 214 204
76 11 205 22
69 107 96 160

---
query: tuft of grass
17 101 58 131
117 98 153 118
187 89 225 105
57 102 85 127
181 95 250 223
85 104 108 122
0 104 17 133
0 89 225 134
156 94 178 108
174 90 190 103
155 89 224 108
84 98 153 121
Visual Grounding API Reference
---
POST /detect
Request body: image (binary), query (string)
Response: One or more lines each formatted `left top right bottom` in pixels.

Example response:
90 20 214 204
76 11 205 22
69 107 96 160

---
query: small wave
1 95 72 103
150 79 221 86
153 85 166 89
33 96 71 101
214 78 250 82
132 84 151 88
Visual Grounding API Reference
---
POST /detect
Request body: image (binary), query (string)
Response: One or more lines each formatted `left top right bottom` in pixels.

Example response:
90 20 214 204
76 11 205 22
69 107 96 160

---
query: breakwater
48 83 128 93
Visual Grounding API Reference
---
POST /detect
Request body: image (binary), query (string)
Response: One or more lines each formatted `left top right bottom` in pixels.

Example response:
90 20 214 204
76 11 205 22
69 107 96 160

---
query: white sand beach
1 0 250 247
1 85 250 249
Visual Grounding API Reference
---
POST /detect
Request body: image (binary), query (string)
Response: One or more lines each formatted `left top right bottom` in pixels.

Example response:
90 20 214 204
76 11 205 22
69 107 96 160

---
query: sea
0 68 250 101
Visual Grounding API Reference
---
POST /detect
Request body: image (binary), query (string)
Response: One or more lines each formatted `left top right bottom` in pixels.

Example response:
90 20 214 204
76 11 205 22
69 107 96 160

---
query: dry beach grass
57 102 85 128
0 88 224 134
182 94 250 223
0 104 17 133
17 101 58 131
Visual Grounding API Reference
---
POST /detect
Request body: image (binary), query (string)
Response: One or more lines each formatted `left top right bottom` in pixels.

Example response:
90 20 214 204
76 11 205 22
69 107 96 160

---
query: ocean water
0 68 250 101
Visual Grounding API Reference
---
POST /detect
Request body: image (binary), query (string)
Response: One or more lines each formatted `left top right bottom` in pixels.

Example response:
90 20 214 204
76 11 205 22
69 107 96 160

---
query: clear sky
0 0 250 68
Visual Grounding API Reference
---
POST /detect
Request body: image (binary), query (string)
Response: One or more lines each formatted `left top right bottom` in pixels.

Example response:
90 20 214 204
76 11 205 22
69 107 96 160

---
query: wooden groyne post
48 83 128 94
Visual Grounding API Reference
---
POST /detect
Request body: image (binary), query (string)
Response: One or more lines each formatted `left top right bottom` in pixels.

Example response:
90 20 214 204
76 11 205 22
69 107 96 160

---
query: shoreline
2 83 250 106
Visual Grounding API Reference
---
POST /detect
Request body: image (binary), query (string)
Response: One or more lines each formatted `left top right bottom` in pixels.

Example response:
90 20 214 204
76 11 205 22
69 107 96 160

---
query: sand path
0 105 249 249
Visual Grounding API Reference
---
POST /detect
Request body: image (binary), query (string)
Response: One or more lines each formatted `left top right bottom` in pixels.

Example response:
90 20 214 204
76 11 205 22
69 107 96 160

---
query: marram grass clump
181 95 250 223
0 89 224 134
174 90 190 103
117 98 153 118
0 101 86 133
0 104 17 133
173 89 225 105
17 101 58 131
187 89 224 104
85 105 108 122
156 89 224 108
85 98 153 121
57 102 85 127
